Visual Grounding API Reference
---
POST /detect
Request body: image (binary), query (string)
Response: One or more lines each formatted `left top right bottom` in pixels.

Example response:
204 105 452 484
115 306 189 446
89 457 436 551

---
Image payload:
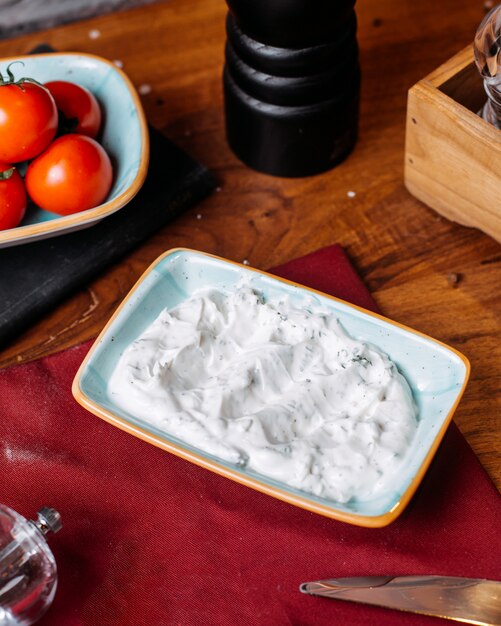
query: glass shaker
0 505 62 626
474 3 501 128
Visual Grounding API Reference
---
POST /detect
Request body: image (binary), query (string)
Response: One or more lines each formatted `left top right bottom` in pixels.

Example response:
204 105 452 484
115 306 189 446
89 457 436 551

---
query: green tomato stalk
0 61 45 90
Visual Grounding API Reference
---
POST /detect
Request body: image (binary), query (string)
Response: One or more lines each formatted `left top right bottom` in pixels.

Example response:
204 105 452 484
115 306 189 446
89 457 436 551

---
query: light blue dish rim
73 248 470 527
0 52 149 247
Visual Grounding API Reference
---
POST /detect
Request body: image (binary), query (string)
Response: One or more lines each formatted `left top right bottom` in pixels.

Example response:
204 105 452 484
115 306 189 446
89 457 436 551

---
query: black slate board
0 125 216 347
0 0 158 41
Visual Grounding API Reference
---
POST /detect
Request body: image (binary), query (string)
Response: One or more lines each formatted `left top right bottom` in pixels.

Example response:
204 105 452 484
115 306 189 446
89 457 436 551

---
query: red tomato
25 135 113 216
0 163 26 230
0 66 58 163
45 80 102 138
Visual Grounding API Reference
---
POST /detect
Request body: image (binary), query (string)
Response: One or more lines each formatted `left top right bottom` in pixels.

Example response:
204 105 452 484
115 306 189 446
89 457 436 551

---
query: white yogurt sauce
108 284 418 503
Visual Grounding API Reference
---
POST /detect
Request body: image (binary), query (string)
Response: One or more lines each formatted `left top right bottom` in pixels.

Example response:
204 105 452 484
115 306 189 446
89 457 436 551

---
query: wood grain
405 47 501 242
0 0 499 489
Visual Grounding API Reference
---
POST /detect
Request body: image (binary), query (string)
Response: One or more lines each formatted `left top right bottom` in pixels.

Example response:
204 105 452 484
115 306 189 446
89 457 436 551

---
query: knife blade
300 575 501 625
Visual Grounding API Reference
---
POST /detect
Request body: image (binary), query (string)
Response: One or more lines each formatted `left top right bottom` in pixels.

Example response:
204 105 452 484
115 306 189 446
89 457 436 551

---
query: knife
300 575 501 625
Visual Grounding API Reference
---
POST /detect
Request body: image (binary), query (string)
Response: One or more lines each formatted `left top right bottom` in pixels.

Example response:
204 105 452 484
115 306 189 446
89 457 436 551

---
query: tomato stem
0 167 16 181
5 62 19 84
0 61 46 90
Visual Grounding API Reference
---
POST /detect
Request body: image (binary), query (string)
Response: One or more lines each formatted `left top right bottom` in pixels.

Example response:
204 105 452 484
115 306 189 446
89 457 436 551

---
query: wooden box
405 46 501 243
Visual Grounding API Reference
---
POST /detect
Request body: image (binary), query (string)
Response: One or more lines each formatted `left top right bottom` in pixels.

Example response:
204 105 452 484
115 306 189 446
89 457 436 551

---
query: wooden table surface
0 0 499 489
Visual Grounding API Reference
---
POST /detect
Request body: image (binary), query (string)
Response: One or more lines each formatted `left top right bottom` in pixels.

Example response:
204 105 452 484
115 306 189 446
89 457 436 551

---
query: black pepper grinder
223 0 360 177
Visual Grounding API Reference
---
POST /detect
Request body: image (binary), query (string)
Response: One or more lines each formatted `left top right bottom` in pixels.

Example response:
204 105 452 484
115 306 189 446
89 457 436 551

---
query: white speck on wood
88 28 101 39
347 190 356 198
138 83 152 95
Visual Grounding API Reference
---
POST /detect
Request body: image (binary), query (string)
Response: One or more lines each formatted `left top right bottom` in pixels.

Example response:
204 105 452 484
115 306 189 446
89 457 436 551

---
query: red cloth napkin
0 245 499 626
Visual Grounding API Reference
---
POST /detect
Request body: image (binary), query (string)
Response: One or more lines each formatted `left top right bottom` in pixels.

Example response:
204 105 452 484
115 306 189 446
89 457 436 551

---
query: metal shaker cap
35 507 62 535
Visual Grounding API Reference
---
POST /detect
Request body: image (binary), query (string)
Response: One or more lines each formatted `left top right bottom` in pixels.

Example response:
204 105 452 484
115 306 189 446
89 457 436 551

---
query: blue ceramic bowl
73 249 470 527
0 52 149 248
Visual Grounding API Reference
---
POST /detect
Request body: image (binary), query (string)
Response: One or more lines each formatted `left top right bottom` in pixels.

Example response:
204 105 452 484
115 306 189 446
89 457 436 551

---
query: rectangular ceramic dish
72 249 470 527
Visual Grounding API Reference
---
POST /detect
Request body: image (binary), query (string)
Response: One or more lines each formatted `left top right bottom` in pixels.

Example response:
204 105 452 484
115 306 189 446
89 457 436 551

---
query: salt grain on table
138 84 152 95
88 29 101 39
447 272 462 288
